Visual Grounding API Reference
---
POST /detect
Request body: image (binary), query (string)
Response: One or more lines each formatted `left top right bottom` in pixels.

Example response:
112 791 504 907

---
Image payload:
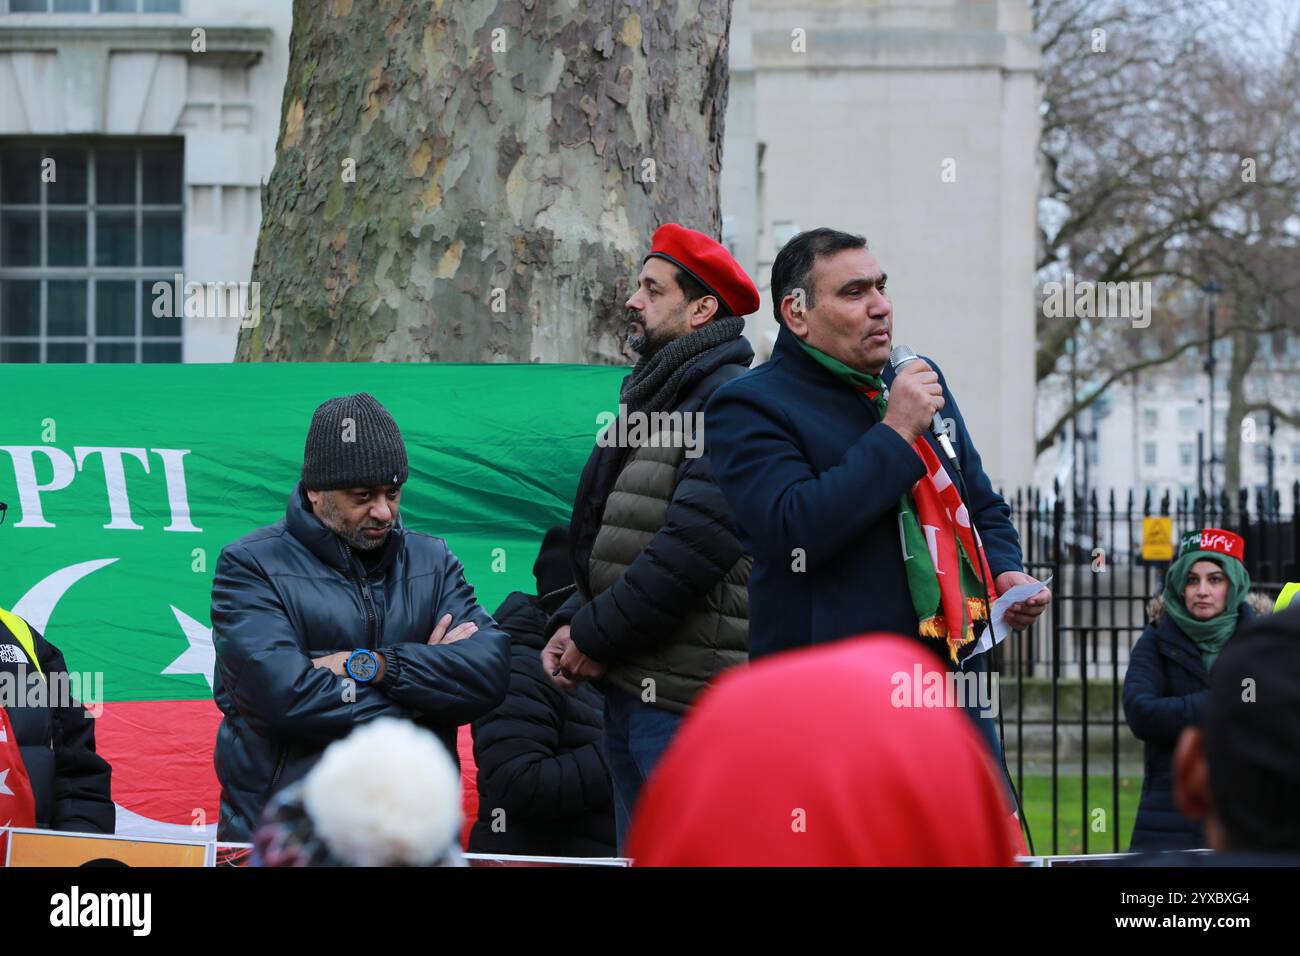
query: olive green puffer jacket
587 428 751 713
552 336 753 714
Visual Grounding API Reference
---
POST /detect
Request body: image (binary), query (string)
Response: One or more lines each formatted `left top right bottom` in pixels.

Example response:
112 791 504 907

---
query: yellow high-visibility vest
0 606 44 678
1277 583 1300 613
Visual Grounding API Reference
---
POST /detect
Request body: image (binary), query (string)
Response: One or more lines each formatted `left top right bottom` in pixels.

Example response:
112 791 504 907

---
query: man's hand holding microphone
881 358 945 446
878 354 1051 630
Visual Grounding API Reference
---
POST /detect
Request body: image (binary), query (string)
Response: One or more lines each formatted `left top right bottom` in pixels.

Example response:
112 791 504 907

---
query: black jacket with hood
469 587 615 857
0 612 114 833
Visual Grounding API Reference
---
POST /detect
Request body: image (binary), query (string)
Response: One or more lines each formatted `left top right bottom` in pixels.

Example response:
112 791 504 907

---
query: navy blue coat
704 325 1025 758
705 325 1024 652
211 483 511 841
1123 599 1257 852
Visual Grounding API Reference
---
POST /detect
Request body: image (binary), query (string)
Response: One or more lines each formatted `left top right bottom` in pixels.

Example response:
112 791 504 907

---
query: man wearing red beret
542 223 758 851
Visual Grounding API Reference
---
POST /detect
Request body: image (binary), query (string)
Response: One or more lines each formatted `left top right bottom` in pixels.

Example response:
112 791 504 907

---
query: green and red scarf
799 340 997 664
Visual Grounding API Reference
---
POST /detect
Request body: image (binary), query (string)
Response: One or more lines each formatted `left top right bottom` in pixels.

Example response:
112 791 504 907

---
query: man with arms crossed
212 393 509 841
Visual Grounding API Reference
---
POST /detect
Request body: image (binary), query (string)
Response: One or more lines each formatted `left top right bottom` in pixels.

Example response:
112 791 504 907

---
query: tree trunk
238 0 732 362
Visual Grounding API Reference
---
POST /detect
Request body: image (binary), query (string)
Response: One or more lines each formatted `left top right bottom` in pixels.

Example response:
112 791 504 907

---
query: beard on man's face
316 492 394 552
626 309 682 360
626 316 650 357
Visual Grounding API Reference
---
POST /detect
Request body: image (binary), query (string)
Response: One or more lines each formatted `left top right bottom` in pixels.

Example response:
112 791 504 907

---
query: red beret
645 223 760 317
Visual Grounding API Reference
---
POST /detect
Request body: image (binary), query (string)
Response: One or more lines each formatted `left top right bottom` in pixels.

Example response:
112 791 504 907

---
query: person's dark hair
674 268 732 318
1202 615 1300 852
769 228 867 325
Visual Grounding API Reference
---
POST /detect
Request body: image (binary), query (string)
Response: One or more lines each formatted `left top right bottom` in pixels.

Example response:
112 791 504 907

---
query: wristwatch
344 648 380 683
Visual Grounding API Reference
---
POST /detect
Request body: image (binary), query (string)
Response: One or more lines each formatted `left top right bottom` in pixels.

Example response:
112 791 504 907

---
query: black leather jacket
211 483 510 841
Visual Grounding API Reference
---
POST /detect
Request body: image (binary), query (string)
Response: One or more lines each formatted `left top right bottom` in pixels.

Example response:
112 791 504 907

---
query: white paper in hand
964 576 1052 665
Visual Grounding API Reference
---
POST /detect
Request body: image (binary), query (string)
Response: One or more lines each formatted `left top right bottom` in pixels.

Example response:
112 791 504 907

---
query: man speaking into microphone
704 228 1049 761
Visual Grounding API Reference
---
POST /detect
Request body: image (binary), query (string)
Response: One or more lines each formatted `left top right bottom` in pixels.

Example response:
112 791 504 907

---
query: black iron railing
991 482 1297 853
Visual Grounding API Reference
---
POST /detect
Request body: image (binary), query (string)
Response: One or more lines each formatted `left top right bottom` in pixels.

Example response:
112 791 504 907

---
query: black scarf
564 315 748 598
619 315 747 415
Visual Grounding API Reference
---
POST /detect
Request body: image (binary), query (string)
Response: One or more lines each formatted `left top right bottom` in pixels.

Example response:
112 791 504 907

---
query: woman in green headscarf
1123 528 1269 852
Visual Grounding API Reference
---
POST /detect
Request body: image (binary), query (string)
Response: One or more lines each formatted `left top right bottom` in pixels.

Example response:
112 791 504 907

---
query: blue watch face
347 651 378 681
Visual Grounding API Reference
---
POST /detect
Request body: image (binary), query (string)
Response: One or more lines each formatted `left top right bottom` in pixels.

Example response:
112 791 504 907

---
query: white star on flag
162 606 215 689
0 768 12 797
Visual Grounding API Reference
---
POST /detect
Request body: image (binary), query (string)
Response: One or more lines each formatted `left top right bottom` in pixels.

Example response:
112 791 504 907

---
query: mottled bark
238 0 732 362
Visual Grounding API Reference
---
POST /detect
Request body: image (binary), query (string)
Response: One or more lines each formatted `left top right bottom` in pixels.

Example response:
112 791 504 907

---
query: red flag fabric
0 706 36 859
457 724 479 851
94 700 223 833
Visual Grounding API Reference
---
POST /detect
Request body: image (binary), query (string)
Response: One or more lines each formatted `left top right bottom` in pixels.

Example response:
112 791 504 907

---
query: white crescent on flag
11 559 119 635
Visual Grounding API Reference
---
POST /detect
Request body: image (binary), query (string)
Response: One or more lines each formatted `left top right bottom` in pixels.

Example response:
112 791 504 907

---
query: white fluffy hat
298 717 464 867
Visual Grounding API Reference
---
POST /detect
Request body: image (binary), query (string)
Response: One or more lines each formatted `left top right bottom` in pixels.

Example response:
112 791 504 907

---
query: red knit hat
645 223 760 317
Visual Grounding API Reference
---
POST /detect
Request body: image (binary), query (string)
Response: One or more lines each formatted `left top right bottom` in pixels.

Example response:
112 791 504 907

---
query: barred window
0 141 183 363
3 1 182 13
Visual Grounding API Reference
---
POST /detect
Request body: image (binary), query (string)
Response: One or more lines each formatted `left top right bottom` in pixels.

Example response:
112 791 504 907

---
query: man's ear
782 294 809 338
689 295 720 328
305 488 322 508
1173 726 1213 823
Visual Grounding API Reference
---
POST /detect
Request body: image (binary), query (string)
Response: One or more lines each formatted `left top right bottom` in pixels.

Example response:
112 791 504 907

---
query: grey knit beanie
301 393 409 490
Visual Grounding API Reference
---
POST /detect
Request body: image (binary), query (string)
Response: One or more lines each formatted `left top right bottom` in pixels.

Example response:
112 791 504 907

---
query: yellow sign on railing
1141 516 1174 562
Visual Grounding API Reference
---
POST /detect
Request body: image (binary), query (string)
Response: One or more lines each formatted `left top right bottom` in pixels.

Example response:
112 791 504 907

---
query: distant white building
1034 336 1300 507
0 0 292 363
720 0 1042 488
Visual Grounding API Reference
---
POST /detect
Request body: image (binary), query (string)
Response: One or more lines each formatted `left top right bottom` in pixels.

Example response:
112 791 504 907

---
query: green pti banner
0 362 624 836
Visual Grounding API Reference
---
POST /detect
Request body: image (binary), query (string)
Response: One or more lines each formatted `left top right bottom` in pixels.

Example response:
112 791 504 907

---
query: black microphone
889 345 960 467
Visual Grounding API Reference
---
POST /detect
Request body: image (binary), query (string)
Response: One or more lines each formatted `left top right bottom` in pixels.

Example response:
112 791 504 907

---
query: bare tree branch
1243 401 1300 429
1035 320 1289 455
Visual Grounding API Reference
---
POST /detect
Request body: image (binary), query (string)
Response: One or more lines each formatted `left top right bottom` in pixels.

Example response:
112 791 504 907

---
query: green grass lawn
1011 774 1142 856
